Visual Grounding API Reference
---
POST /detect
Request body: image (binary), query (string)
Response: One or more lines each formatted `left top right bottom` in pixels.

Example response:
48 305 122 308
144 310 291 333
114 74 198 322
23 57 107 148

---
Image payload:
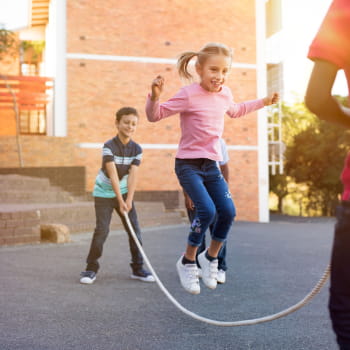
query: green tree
0 29 18 60
269 101 318 213
285 117 350 216
269 173 289 213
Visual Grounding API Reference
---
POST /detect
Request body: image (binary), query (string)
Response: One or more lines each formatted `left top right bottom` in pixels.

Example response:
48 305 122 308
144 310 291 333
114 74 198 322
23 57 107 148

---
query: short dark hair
116 107 139 122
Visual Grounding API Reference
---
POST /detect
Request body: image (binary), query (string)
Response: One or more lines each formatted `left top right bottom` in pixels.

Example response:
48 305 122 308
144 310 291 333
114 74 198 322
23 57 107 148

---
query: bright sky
0 0 29 30
282 0 347 97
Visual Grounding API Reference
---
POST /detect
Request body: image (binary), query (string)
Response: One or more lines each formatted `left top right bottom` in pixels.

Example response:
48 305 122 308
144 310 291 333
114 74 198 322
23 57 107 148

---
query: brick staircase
0 174 185 246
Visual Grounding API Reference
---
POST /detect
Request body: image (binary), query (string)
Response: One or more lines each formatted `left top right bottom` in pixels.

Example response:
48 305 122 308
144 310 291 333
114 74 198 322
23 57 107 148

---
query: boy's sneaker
217 269 226 284
197 250 218 290
80 270 96 284
131 268 155 283
176 256 200 295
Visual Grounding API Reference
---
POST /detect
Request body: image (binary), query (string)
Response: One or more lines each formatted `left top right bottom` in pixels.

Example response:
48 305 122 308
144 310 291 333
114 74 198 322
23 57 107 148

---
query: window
19 108 46 135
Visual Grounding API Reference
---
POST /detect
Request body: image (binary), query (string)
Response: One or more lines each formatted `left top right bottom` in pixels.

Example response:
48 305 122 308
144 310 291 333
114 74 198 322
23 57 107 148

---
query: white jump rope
124 212 330 326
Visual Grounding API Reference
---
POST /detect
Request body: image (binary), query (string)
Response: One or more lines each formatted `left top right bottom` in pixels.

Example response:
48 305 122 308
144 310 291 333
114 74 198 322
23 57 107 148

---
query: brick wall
67 1 256 61
0 135 80 167
66 0 261 221
0 136 86 195
0 210 40 245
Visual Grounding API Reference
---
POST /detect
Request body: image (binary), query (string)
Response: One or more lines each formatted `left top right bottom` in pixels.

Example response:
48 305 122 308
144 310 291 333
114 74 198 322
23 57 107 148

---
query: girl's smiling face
196 54 231 92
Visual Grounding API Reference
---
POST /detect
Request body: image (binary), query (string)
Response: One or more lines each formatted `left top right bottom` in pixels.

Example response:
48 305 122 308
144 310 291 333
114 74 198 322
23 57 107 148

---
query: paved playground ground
0 216 339 350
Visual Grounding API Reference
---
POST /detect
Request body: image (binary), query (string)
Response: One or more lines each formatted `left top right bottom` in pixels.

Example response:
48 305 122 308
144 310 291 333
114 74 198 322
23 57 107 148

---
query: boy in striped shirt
80 107 154 284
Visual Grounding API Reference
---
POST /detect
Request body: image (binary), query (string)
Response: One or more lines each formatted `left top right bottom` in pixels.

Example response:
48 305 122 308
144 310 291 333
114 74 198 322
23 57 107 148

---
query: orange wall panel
0 110 16 136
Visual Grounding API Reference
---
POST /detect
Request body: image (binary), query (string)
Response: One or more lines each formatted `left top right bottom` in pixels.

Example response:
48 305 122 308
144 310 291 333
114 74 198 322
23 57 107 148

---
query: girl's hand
184 192 195 211
263 92 279 106
151 75 164 101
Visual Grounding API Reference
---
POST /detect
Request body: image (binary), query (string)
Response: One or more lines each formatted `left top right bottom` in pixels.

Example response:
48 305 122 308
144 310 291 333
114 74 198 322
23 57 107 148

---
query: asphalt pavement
0 216 339 350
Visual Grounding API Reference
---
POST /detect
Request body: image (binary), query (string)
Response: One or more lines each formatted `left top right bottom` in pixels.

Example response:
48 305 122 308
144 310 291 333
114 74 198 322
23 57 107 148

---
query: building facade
1 0 270 221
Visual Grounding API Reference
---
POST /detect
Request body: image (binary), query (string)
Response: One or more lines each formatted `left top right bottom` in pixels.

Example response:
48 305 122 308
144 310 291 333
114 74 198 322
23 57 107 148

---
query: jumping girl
146 42 279 295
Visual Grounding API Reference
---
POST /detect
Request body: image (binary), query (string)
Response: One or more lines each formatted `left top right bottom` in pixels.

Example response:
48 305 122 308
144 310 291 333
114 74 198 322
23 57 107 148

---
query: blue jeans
187 208 227 271
329 202 350 350
85 195 144 273
175 158 236 247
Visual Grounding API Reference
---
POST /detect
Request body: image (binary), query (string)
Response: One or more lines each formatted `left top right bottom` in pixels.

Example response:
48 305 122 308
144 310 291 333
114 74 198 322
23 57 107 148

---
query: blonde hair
177 42 233 80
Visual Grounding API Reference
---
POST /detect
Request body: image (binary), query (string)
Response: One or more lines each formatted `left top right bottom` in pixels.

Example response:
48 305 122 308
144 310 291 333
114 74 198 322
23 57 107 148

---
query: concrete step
0 201 184 240
0 174 185 245
0 189 75 204
0 174 77 204
0 174 51 191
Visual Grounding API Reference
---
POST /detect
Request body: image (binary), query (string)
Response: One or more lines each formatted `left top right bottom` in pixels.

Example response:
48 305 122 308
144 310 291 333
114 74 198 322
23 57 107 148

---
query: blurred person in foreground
305 1 350 349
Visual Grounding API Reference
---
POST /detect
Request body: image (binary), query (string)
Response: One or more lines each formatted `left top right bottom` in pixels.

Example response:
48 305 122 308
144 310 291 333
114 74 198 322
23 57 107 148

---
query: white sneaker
197 268 202 278
217 269 226 284
131 268 155 283
176 256 200 295
197 250 218 290
80 271 96 284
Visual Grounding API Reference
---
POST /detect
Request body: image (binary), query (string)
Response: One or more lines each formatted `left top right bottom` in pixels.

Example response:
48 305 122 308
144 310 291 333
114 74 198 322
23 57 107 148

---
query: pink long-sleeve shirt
146 82 264 161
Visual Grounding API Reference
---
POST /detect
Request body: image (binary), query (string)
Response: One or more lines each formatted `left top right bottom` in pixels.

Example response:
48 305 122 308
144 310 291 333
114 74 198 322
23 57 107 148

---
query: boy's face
116 114 138 139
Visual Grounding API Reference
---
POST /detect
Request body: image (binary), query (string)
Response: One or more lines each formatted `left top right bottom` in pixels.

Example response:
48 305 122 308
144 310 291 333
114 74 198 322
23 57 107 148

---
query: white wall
256 0 270 222
45 0 67 136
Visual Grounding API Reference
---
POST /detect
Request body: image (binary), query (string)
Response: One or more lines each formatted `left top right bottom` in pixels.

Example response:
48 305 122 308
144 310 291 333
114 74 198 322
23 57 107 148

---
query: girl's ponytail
177 51 198 80
177 43 233 81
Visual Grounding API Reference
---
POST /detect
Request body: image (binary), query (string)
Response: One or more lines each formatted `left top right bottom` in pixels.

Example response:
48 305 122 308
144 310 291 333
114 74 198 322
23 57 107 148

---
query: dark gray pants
85 195 143 273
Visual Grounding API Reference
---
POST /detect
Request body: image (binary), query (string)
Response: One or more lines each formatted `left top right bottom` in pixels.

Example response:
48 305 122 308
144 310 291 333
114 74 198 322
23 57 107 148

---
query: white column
51 0 67 136
256 0 269 222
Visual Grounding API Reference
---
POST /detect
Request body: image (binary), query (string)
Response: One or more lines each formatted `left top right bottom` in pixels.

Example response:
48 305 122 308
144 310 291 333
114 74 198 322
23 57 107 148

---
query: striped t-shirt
93 135 142 198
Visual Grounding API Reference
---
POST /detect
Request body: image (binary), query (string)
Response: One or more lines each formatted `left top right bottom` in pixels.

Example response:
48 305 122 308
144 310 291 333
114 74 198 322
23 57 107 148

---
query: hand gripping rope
124 212 330 327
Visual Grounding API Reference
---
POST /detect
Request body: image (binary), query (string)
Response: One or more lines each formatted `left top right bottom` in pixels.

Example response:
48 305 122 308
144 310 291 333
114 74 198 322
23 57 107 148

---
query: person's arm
125 165 139 212
305 60 350 128
146 77 188 122
220 163 229 183
105 161 128 213
227 93 279 119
